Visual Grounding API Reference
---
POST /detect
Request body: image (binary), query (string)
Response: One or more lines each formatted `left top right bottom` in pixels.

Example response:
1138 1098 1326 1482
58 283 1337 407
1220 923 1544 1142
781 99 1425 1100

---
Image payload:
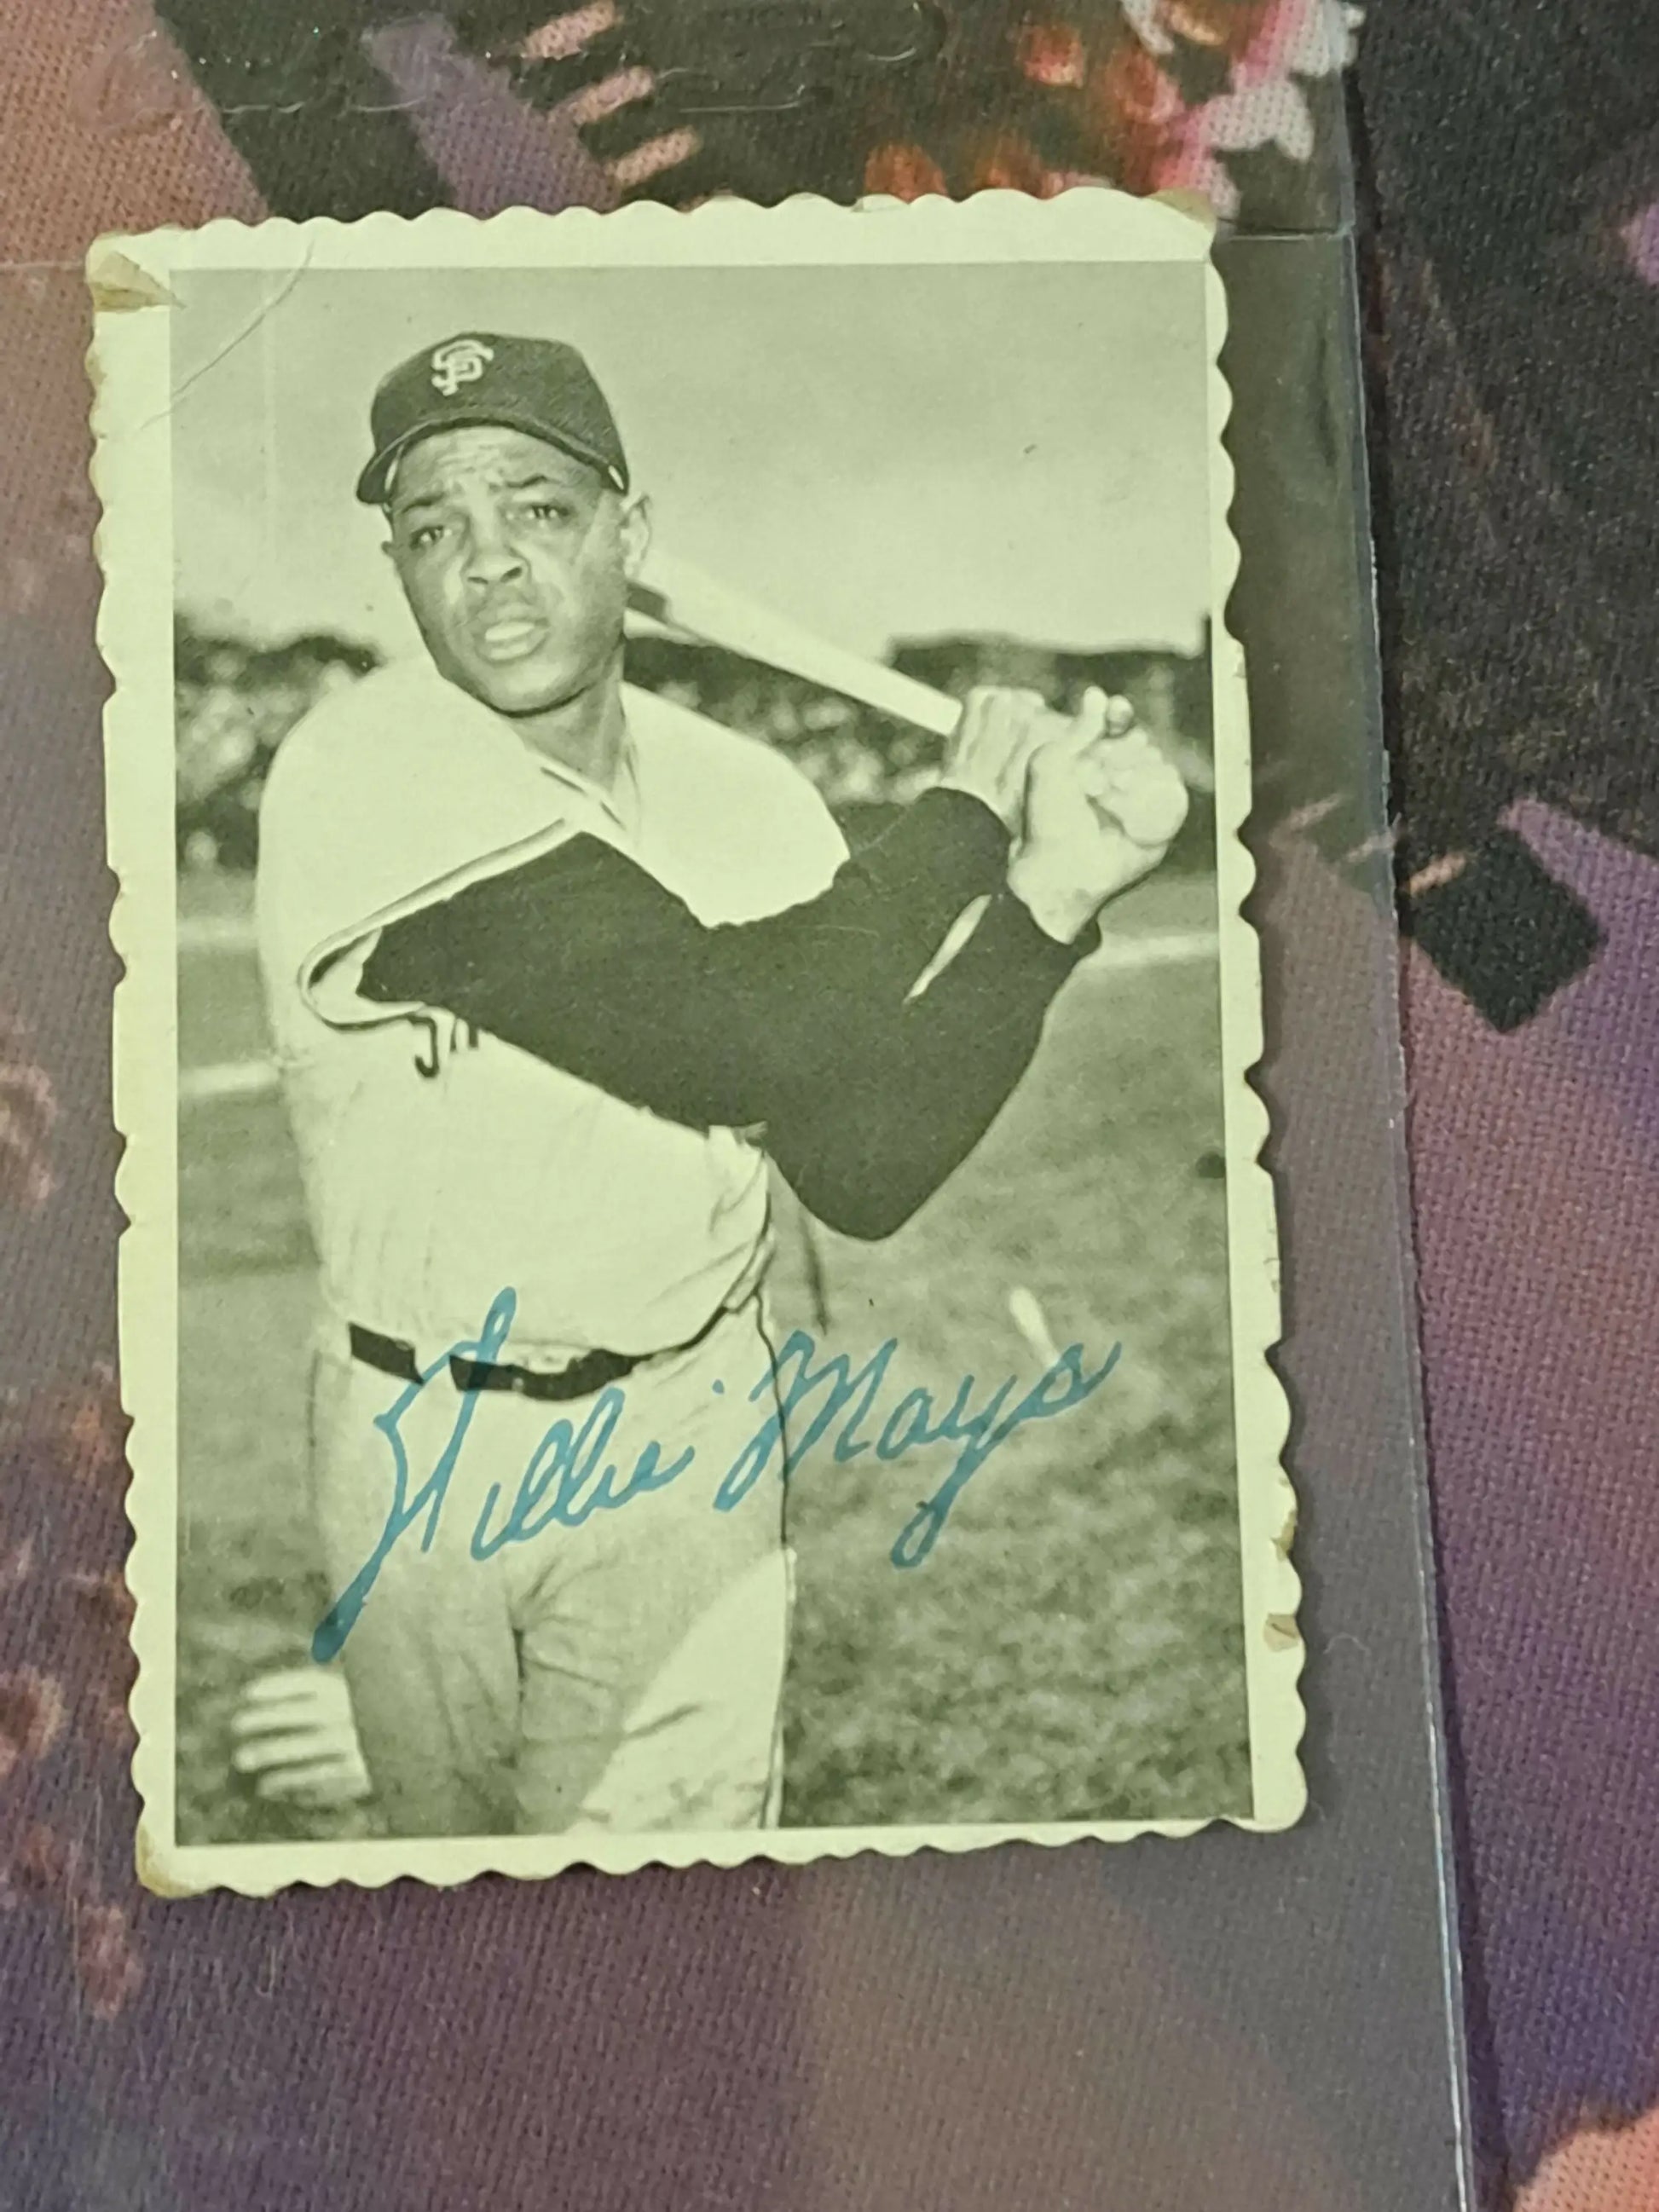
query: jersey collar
529 734 640 840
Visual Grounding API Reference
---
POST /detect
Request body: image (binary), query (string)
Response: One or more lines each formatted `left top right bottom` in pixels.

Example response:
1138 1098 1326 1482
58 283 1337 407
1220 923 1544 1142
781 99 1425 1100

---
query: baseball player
253 331 1187 1840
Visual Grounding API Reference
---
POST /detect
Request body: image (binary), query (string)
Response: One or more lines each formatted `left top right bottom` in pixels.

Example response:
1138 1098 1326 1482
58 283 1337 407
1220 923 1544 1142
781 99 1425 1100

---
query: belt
347 1302 731 1404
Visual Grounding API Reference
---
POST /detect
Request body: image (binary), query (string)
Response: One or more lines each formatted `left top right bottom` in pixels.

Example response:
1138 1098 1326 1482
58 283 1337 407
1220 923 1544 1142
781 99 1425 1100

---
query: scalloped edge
90 187 1301 1898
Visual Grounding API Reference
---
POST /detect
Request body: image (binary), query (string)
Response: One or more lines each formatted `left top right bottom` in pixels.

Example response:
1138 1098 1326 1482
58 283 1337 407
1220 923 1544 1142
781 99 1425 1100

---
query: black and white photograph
92 193 1298 1892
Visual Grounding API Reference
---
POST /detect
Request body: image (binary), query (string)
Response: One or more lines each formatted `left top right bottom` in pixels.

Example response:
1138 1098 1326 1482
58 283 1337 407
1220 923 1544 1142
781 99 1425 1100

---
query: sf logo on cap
430 338 494 397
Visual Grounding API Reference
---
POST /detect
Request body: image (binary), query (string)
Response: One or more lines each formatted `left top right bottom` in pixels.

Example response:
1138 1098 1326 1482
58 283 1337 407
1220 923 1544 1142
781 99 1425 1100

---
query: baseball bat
627 549 962 739
628 552 1191 825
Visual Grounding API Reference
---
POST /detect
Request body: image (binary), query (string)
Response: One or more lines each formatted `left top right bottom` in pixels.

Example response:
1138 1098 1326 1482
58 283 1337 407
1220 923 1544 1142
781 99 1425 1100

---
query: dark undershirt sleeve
771 890 1096 1239
358 787 1007 1127
357 786 1095 1239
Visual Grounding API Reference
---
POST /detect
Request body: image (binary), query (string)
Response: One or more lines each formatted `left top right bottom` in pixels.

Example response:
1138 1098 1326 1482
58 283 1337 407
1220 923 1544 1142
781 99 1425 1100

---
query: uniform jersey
255 656 847 1365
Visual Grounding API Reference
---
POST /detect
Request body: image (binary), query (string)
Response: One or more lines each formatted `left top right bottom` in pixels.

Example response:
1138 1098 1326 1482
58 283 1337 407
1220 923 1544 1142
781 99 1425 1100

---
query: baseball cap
356 332 629 507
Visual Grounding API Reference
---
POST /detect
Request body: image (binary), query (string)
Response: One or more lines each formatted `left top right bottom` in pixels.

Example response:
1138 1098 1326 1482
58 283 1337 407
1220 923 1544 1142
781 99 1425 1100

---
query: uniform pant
309 1305 789 1839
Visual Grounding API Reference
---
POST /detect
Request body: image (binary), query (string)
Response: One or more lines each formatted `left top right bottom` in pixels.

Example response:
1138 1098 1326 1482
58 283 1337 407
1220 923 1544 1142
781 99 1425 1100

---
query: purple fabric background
3 4 1656 2204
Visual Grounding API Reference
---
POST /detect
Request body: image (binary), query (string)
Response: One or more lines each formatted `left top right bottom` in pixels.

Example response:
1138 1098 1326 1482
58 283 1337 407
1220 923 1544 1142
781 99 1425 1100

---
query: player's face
384 425 647 717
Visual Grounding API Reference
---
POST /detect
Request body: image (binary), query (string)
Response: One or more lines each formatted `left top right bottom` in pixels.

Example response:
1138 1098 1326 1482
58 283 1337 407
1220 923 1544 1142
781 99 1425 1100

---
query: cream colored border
90 190 1302 1897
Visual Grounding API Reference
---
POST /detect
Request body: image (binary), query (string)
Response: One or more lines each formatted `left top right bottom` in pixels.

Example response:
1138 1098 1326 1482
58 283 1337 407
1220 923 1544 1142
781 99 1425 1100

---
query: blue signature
313 1287 1121 1662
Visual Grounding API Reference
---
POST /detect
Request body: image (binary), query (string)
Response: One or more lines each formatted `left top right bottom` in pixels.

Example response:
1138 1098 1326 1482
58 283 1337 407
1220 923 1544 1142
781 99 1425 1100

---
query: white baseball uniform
256 655 847 1838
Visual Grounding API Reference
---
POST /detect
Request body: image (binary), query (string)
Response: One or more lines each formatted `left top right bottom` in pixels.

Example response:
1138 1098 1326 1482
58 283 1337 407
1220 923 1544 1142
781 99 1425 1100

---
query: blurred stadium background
175 624 1250 1845
174 615 1219 872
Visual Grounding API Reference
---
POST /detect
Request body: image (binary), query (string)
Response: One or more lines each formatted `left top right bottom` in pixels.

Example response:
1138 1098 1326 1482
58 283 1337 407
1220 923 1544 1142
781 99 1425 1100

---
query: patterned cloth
2 4 1656 2205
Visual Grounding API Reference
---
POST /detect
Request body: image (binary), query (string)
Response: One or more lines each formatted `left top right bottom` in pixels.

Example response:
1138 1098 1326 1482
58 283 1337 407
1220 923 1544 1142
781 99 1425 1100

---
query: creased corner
1150 188 1222 236
136 1823 196 1899
88 249 176 315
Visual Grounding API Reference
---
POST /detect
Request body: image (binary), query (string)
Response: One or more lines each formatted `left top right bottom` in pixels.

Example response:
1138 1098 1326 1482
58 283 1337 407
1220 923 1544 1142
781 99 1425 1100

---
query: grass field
176 864 1249 1844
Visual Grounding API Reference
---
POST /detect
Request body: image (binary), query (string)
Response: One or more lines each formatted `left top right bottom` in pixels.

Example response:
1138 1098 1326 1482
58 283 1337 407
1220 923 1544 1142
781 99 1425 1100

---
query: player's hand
230 1666 373 1809
1008 687 1190 942
937 685 1071 831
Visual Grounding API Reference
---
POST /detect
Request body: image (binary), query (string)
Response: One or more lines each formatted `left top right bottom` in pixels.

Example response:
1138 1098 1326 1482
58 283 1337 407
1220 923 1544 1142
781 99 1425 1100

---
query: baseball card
90 190 1300 1894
